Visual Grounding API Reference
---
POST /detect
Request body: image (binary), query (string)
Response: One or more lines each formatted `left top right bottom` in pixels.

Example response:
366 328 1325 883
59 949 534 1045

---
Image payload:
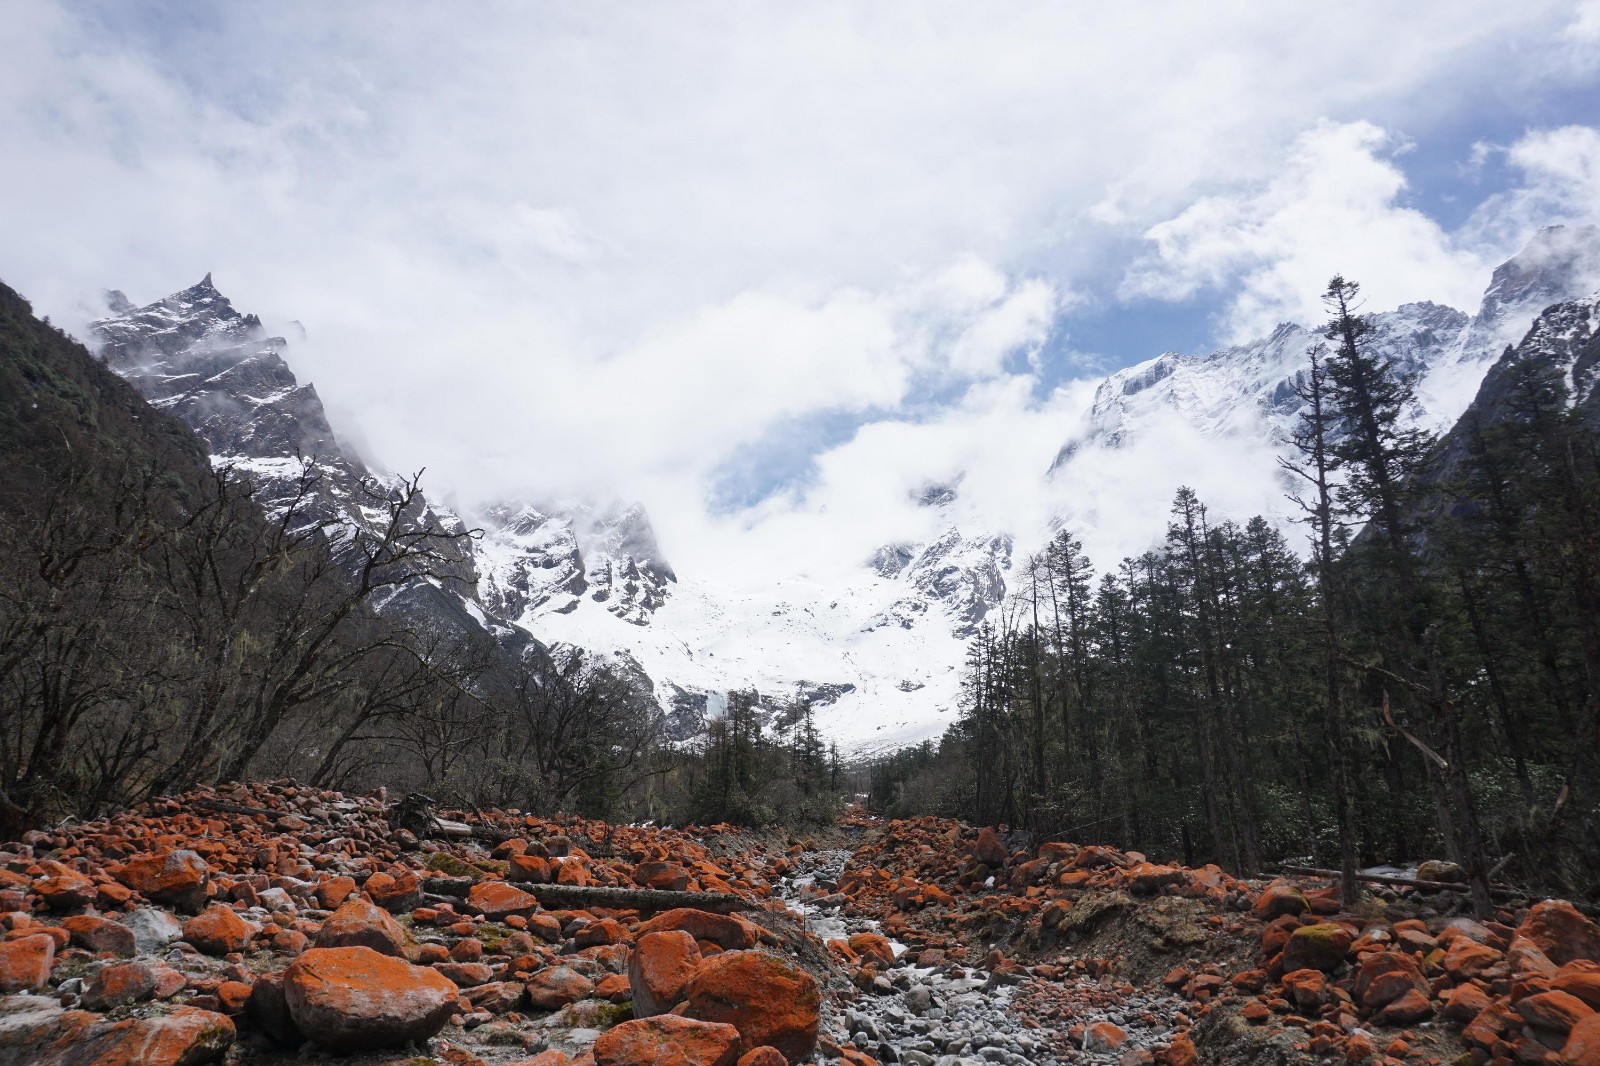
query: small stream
776 849 1064 1066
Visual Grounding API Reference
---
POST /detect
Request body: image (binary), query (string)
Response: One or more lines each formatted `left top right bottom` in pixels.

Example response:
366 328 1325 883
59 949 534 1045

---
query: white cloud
1121 121 1493 340
1 0 1597 584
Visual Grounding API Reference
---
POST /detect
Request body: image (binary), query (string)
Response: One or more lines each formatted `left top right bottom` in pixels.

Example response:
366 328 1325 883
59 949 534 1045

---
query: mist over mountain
81 225 1600 754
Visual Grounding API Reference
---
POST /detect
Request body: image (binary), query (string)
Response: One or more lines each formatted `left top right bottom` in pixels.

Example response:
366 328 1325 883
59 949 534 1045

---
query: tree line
870 277 1600 908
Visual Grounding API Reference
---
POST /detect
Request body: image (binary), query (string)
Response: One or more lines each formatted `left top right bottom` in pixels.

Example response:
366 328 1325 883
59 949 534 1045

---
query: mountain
84 226 1600 756
89 277 539 667
1050 225 1600 469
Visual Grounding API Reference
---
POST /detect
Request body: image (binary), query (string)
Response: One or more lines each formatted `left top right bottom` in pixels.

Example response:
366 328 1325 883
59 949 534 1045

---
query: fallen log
518 882 757 914
192 798 329 823
1276 864 1504 894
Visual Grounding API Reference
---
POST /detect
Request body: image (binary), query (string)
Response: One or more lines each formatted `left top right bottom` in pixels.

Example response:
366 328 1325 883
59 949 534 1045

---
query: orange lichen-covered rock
282 946 459 1053
847 932 895 968
1516 989 1594 1035
0 934 55 993
63 1006 235 1066
59 914 137 957
633 862 693 891
363 869 423 913
736 1048 787 1066
1377 987 1434 1025
182 904 259 956
32 864 96 911
1564 1013 1600 1066
638 909 758 952
972 827 1008 866
1443 937 1502 980
593 1015 742 1066
1440 981 1492 1023
1556 961 1600 1010
1518 900 1600 966
1355 951 1428 1012
630 930 703 1017
684 949 821 1060
314 898 407 957
82 960 158 1010
467 881 541 920
317 876 357 909
1252 880 1309 921
509 854 553 884
1281 968 1326 1011
110 850 209 912
574 918 628 948
1085 1021 1127 1051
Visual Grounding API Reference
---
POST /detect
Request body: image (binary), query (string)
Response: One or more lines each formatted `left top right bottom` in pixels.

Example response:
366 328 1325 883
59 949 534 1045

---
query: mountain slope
82 227 1600 755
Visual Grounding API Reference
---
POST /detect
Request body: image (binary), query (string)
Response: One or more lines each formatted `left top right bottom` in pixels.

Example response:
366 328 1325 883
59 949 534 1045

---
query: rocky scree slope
4 789 1600 1064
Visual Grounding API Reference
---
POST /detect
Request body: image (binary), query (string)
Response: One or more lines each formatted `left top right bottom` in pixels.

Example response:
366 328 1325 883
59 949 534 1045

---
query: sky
3 0 1600 580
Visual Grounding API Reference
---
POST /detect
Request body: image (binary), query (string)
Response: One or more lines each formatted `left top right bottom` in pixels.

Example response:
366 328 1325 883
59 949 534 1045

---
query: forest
869 278 1600 910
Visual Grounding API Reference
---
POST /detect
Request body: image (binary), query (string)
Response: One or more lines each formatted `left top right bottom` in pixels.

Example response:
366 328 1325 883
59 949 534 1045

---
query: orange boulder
182 904 259 955
684 949 820 1060
594 1015 742 1066
111 850 209 912
56 1006 235 1066
59 914 136 957
1518 900 1600 966
526 964 596 1010
638 909 758 952
633 862 693 891
314 898 408 957
282 946 460 1052
467 881 541 920
0 934 55 993
630 930 703 1017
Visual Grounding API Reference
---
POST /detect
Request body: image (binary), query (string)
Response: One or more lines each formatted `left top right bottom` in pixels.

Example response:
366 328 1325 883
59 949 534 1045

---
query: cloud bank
2 1 1598 579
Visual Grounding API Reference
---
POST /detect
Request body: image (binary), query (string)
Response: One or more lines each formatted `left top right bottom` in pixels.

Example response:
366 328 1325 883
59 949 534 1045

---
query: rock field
1 782 1598 1065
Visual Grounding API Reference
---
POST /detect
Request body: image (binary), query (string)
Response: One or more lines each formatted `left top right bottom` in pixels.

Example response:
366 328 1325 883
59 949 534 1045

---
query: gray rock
120 908 185 954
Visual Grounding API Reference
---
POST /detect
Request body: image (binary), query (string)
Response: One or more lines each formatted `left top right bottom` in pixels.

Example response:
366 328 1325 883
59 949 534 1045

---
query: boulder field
0 782 1593 1065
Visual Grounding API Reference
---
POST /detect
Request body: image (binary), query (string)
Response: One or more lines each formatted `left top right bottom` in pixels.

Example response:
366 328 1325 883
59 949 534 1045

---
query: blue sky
3 1 1599 571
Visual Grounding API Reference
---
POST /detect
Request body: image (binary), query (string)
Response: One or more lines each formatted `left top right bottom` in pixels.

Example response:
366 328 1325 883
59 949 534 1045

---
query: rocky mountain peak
1476 224 1600 329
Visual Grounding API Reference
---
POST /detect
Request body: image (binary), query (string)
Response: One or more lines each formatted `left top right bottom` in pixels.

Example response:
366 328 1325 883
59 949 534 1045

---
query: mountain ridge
85 225 1600 754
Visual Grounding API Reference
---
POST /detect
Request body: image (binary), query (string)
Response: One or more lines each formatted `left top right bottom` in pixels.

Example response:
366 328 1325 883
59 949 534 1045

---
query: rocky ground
1 784 1598 1065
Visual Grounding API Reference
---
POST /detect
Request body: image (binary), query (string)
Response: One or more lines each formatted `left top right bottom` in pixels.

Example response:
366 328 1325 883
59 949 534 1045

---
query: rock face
88 278 550 725
282 946 460 1052
684 950 822 1059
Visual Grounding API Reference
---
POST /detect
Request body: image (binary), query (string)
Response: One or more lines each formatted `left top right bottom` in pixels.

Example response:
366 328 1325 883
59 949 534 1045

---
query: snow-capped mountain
1050 225 1600 469
85 225 1600 756
89 278 522 660
477 502 677 627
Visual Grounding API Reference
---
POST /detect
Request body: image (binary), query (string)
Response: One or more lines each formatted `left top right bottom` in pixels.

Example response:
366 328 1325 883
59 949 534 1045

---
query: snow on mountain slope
477 501 676 626
91 276 484 619
502 558 974 754
82 226 1600 757
1054 229 1600 470
1044 226 1600 549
